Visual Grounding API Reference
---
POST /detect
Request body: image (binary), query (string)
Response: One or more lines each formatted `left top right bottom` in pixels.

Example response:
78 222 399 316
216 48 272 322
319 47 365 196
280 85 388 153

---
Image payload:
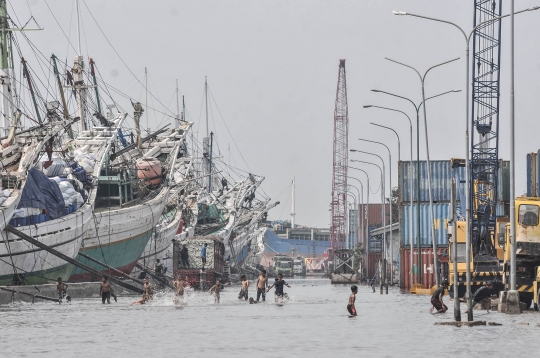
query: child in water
209 280 222 303
347 285 358 316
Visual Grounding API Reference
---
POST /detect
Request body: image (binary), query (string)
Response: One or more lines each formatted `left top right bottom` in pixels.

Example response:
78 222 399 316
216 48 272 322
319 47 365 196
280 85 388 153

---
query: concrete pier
0 282 138 305
505 290 521 314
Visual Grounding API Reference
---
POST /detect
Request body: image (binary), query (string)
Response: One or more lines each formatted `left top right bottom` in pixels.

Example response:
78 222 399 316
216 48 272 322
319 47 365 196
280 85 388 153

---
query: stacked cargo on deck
9 156 90 226
398 159 510 291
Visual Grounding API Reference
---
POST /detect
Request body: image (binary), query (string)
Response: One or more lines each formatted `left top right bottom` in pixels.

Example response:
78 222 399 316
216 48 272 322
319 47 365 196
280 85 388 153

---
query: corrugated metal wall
400 202 505 247
400 203 449 247
399 160 455 203
399 159 509 204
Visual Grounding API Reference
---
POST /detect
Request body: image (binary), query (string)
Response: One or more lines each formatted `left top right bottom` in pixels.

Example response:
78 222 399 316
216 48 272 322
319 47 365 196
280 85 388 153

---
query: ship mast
175 79 180 129
73 0 89 133
0 0 14 136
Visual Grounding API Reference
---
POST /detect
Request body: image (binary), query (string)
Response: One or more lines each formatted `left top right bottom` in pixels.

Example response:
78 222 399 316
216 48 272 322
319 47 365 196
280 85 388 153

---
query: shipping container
358 203 389 252
400 247 448 291
400 202 506 247
399 159 510 205
526 151 540 197
366 252 382 279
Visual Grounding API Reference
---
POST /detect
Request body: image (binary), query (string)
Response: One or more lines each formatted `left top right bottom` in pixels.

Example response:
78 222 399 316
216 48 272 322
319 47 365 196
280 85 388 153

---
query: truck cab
293 257 306 276
272 255 294 277
448 219 503 298
502 197 540 309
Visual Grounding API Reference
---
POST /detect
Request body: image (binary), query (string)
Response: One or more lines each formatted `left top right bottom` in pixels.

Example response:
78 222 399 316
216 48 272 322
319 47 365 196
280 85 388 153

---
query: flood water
3 278 540 357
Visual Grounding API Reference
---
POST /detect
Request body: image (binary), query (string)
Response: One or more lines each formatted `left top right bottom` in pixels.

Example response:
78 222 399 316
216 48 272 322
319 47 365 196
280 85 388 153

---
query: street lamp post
350 156 386 294
348 184 362 248
349 167 370 278
365 106 413 287
346 191 357 250
348 178 364 249
385 57 460 290
370 123 400 286
392 3 540 319
371 89 461 287
371 123 400 161
357 139 393 289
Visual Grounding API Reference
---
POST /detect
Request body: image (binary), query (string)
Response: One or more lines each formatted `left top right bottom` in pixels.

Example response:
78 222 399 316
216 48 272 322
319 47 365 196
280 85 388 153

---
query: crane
330 60 349 255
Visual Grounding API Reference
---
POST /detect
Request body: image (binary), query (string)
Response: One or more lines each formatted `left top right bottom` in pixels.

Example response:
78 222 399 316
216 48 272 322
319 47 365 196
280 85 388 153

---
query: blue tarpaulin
18 167 65 219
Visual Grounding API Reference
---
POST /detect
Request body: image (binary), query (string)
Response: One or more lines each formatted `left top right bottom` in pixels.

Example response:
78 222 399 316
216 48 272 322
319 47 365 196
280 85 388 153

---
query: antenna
76 0 81 55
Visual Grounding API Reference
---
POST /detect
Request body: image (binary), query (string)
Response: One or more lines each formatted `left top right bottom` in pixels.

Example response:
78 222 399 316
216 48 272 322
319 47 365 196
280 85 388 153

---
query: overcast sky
12 0 540 227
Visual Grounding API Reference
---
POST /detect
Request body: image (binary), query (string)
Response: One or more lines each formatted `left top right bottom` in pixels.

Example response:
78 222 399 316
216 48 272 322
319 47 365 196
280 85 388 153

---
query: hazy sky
11 0 540 227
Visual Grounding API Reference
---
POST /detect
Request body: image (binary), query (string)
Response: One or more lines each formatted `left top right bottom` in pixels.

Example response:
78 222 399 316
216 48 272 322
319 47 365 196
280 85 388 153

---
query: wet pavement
2 278 540 357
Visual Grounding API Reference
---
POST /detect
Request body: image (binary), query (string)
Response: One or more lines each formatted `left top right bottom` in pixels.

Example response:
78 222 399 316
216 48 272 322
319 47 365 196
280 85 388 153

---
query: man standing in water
100 276 117 304
256 269 268 302
56 277 68 304
347 285 358 316
238 275 249 300
267 274 291 302
430 279 449 314
201 243 208 272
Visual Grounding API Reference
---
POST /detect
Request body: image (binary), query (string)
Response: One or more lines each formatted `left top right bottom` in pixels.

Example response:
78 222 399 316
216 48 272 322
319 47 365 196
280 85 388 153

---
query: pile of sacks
37 152 94 185
0 188 12 206
10 177 88 227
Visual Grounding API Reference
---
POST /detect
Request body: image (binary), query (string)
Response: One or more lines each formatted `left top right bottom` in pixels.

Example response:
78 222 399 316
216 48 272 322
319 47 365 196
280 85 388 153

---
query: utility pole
451 178 461 321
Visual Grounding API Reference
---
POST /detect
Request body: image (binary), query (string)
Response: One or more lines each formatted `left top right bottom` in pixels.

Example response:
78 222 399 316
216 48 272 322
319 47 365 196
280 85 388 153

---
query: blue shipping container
400 202 505 247
399 159 509 205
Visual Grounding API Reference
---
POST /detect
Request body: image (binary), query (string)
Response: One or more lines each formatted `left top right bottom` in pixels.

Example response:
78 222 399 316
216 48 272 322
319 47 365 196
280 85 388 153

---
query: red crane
330 59 348 252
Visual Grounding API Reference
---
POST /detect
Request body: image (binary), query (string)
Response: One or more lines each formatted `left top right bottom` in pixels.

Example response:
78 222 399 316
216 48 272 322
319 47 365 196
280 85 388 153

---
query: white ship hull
0 203 93 285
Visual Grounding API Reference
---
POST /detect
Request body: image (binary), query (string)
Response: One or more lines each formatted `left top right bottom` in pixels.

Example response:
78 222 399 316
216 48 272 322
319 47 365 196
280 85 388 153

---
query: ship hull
138 209 182 270
0 204 92 285
244 228 331 268
69 187 169 282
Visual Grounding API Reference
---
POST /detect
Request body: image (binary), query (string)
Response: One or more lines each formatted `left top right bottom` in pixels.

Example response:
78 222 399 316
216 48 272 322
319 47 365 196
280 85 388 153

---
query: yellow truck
448 219 505 298
502 197 540 309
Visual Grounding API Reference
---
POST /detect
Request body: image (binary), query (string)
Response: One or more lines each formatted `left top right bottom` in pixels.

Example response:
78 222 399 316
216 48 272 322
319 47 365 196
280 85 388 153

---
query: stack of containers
526 151 540 197
358 203 389 279
397 159 510 290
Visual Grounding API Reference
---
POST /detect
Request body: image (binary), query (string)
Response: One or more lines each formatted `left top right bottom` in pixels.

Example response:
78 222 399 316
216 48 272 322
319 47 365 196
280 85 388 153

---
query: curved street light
356 139 394 289
367 89 460 287
393 1 540 321
384 57 460 290
350 157 386 294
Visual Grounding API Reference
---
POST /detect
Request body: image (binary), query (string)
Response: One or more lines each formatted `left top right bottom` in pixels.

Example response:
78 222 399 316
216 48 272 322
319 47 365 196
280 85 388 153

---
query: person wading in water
255 269 268 302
